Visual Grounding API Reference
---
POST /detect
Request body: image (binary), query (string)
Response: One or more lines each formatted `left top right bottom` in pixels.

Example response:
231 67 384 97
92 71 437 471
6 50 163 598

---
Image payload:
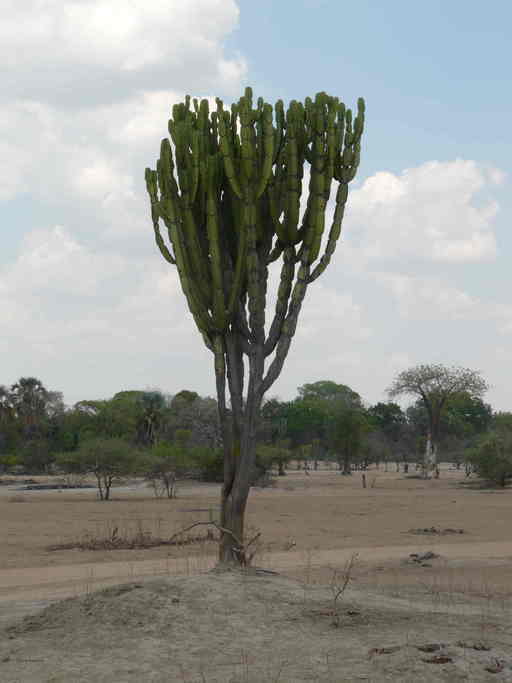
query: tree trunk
104 476 112 501
219 489 247 564
96 473 104 500
343 454 351 475
215 331 263 566
218 414 259 565
424 432 438 479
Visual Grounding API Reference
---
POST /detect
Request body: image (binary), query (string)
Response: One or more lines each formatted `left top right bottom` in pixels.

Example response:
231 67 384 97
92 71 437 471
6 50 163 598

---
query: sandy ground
1 467 511 681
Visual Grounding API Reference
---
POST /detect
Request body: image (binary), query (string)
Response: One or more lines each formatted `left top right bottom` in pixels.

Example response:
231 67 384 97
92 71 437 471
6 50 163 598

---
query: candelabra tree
145 88 365 564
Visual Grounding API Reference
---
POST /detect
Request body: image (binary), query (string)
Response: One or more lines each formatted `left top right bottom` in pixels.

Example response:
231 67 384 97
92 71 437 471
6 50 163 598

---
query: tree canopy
387 364 489 476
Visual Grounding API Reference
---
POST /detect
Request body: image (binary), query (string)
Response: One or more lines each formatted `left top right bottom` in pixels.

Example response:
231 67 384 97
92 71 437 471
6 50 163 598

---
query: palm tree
10 377 49 438
137 391 166 447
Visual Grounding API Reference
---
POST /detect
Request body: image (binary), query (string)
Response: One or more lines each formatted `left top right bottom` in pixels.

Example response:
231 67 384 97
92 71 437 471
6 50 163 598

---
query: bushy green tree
0 378 66 472
283 398 327 450
468 428 512 487
142 440 194 498
194 448 224 483
0 385 19 461
328 403 369 473
298 380 362 404
56 437 138 500
367 402 405 441
256 441 291 477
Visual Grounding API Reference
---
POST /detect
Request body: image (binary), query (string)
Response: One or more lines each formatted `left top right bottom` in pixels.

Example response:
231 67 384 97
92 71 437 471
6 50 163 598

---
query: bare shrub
47 520 217 552
329 553 358 627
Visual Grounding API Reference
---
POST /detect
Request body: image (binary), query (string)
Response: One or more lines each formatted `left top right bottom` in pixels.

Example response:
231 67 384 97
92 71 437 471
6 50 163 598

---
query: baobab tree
145 88 365 564
387 364 488 478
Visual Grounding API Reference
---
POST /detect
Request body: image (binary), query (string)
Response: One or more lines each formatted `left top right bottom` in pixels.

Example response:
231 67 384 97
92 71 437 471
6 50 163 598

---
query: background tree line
2 374 509 490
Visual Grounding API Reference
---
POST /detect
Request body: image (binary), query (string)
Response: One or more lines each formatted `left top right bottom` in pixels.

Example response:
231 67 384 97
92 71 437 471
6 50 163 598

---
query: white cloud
375 272 512 334
296 284 372 342
0 1 246 104
1 2 510 412
4 226 126 296
0 0 245 207
0 0 247 402
376 273 477 320
344 159 501 265
0 225 210 398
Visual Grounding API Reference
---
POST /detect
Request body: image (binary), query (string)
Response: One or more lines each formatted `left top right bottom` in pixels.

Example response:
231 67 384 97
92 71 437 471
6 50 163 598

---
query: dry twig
330 553 358 627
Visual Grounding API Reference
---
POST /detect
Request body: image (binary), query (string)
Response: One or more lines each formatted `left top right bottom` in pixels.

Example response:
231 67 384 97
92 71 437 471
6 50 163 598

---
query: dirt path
1 539 510 607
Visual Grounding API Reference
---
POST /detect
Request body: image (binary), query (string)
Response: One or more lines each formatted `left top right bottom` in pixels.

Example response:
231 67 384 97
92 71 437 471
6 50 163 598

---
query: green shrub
56 437 138 500
195 448 224 482
467 430 512 487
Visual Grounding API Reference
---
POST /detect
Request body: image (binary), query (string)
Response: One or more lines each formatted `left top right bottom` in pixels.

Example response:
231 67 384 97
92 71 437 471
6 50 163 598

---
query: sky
1 0 511 410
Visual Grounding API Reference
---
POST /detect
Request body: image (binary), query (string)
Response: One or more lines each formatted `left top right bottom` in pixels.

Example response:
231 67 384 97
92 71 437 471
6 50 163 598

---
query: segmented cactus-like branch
145 88 364 377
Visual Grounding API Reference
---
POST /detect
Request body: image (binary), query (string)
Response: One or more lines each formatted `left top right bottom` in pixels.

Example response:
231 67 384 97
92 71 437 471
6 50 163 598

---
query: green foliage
171 390 200 406
405 391 492 465
71 397 138 441
161 394 220 449
16 439 52 473
298 381 362 405
283 398 327 448
256 441 291 477
173 429 192 447
142 440 194 498
260 398 289 444
135 391 166 447
66 390 168 448
492 412 512 431
195 448 224 483
468 428 512 487
327 402 370 473
0 453 18 472
0 378 65 470
367 402 405 439
260 382 370 473
388 364 489 473
443 393 492 435
388 365 489 406
56 437 138 500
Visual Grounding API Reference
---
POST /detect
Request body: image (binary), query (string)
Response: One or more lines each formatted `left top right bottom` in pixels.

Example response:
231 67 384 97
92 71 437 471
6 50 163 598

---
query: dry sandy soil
1 467 511 681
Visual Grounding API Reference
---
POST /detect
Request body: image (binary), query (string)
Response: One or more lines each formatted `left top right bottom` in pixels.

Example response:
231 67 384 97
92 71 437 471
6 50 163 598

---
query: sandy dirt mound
2 570 512 682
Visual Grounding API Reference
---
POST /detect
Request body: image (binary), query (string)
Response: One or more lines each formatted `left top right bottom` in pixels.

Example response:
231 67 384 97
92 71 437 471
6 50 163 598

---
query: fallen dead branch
167 521 261 566
47 526 217 552
406 526 465 535
47 520 261 563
